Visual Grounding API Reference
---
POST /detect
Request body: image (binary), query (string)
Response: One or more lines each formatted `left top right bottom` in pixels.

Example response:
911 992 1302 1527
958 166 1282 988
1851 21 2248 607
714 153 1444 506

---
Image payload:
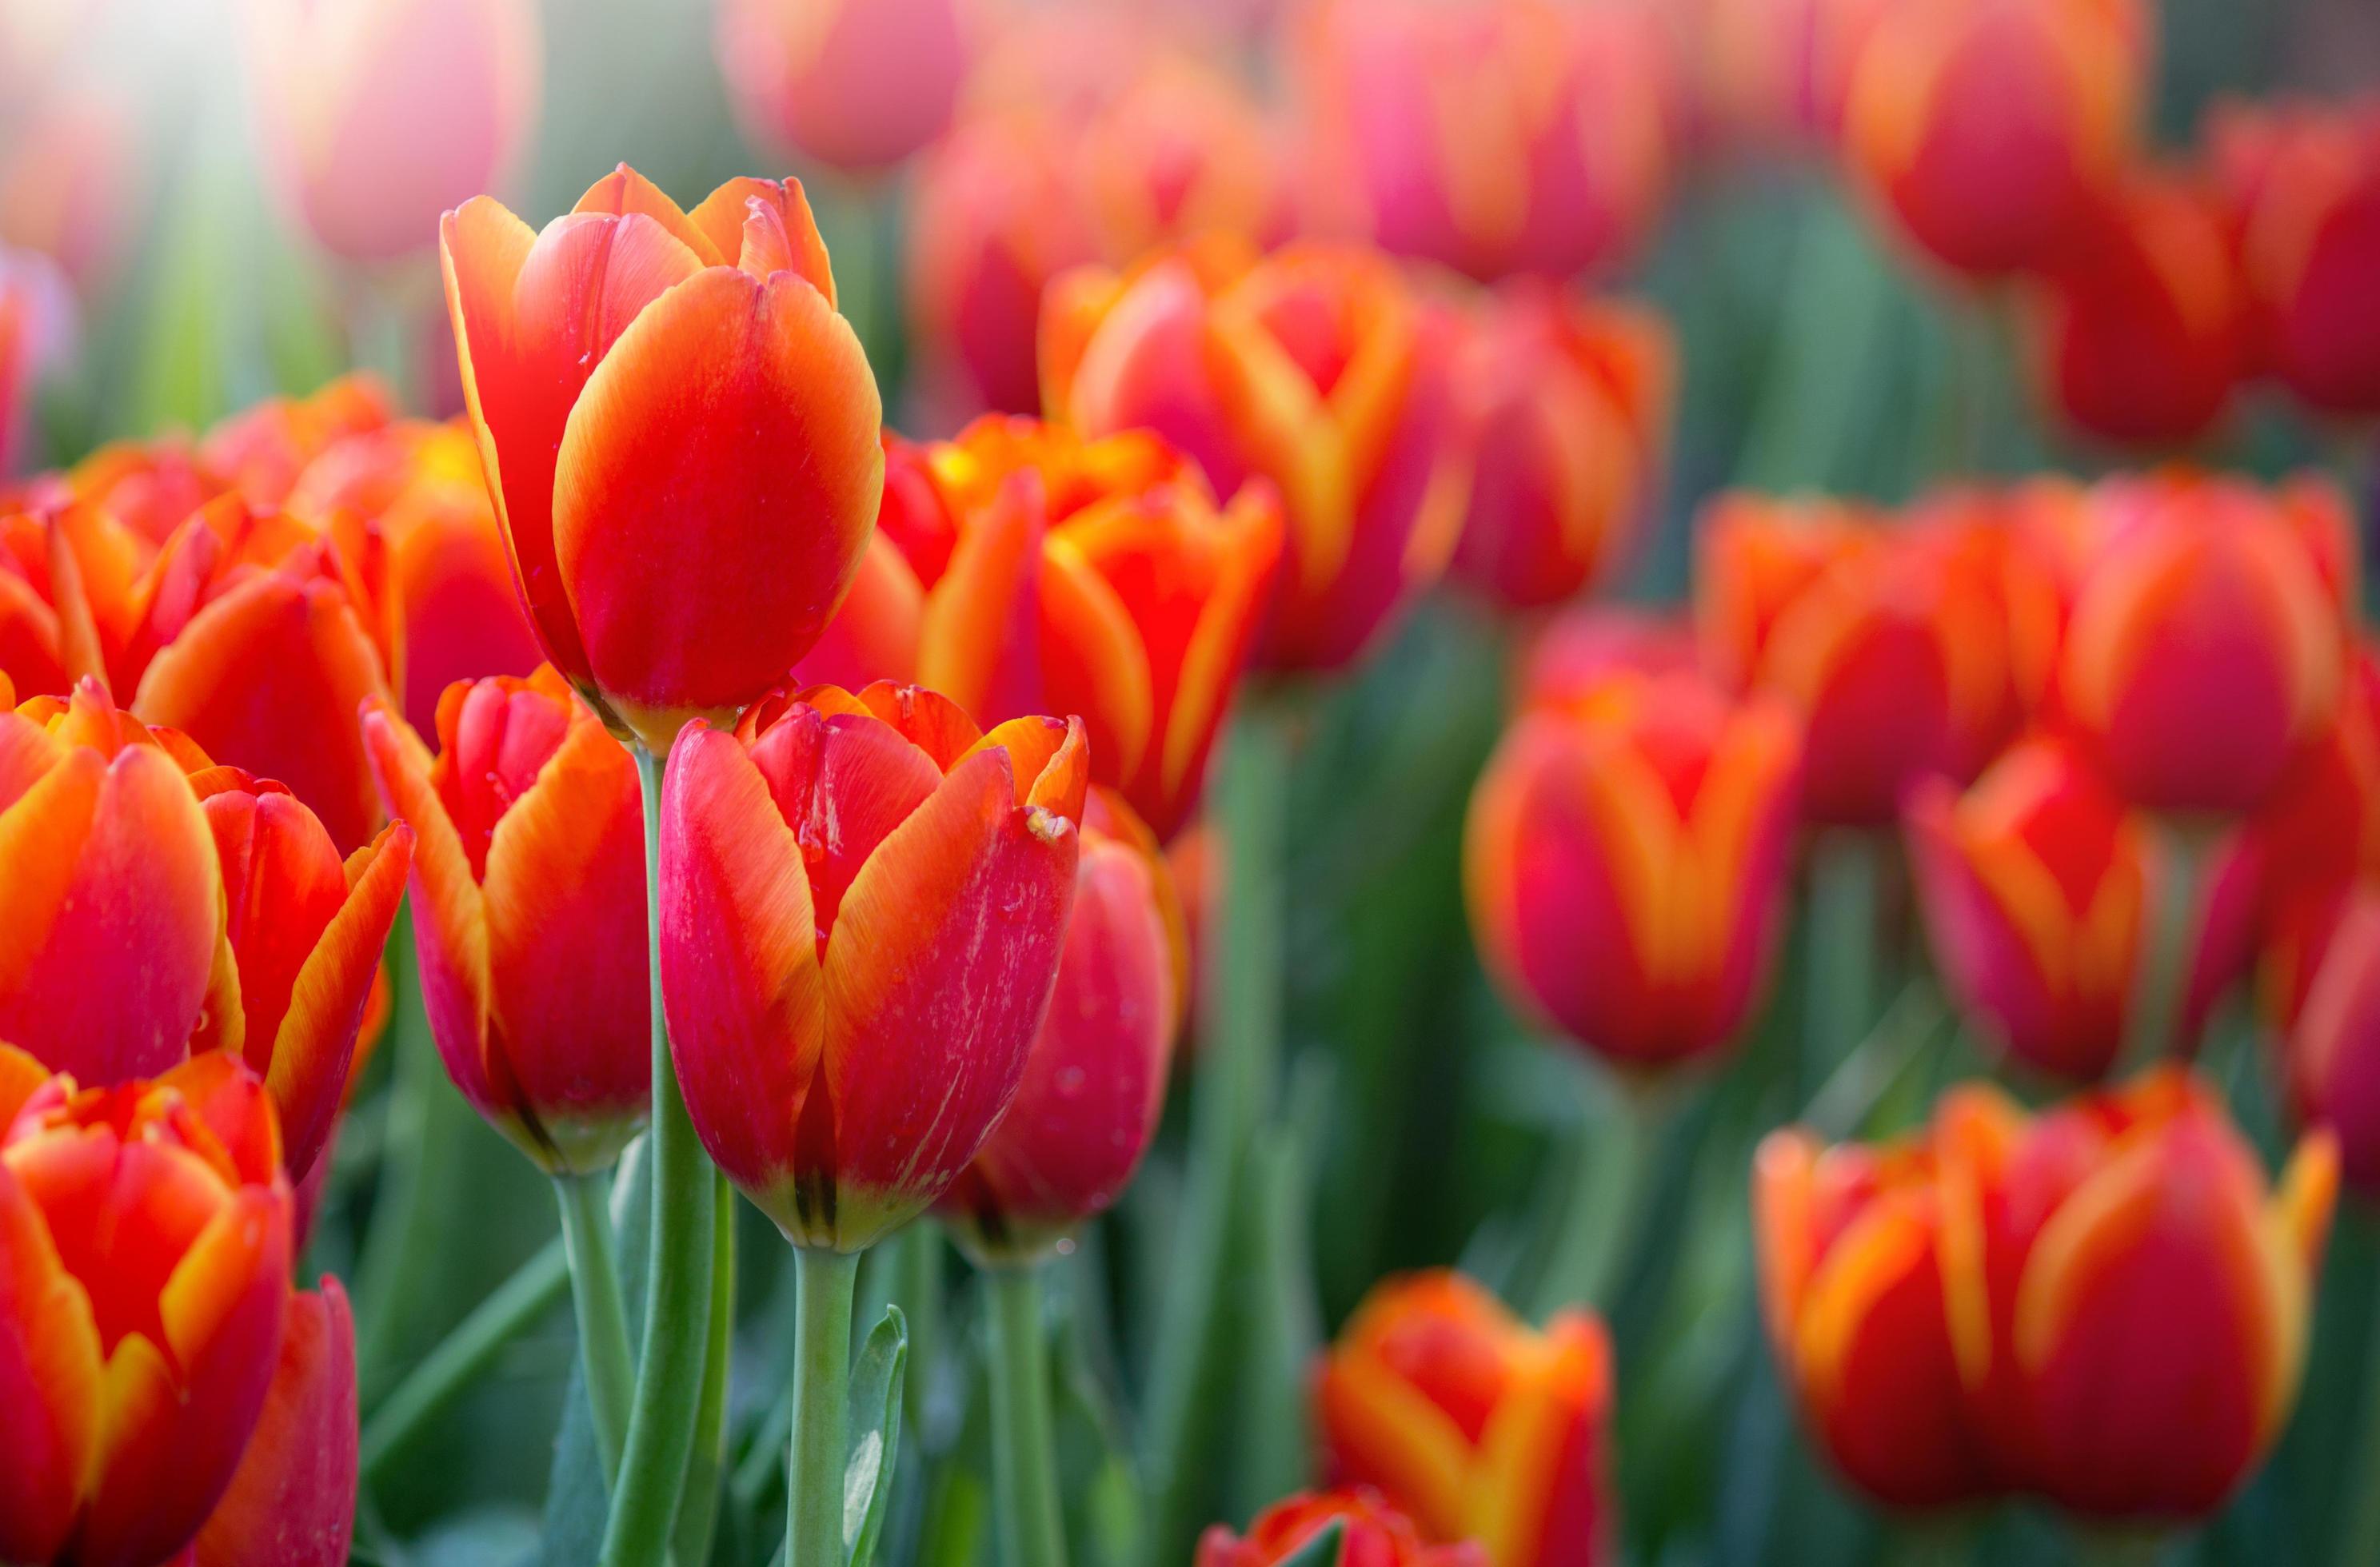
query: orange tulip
2030 169 2246 447
1316 1270 1616 1567
1843 0 2152 278
244 0 541 264
1293 0 1672 281
0 1046 294 1567
659 680 1086 1251
715 0 968 176
938 788 1185 1263
361 667 651 1174
190 1279 357 1567
1758 1068 2337 1521
816 417 1283 838
2209 96 2380 417
0 681 222 1086
1696 0 1898 150
2043 471 2350 816
1200 1489 1491 1567
0 500 148 700
1079 58 1291 264
441 165 883 752
1466 659 1802 1073
198 373 396 513
1046 241 1469 672
43 435 223 547
1448 283 1674 610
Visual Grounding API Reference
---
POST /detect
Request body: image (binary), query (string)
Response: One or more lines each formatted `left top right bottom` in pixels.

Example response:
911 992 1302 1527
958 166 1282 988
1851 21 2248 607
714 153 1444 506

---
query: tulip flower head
191 1278 357 1567
441 165 884 753
2283 889 2380 1196
0 1046 295 1567
363 667 651 1174
1200 1488 1491 1567
661 681 1087 1251
715 0 969 176
1316 1270 1616 1567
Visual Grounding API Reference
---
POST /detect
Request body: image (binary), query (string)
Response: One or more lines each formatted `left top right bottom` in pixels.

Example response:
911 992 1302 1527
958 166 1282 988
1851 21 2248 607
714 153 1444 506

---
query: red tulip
661 681 1087 1250
715 0 968 176
190 1279 357 1567
1200 1489 1491 1567
441 165 882 752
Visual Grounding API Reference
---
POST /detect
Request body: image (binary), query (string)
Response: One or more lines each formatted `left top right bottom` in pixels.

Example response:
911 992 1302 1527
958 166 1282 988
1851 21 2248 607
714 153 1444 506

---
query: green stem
673 1172 737 1566
1528 1076 1659 1321
556 1171 637 1488
2337 1234 2380 1567
1803 829 1880 1091
601 744 721 1567
988 1266 1068 1567
358 1237 569 1479
890 1221 943 1433
788 1247 862 1567
1144 699 1295 1561
2119 823 2208 1077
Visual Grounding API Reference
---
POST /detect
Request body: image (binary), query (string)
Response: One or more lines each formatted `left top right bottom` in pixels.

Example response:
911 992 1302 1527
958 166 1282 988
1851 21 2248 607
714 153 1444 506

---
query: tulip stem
1530 1071 1661 1320
602 744 721 1567
988 1266 1068 1567
1803 828 1880 1085
2119 822 2208 1077
788 1246 862 1566
555 1171 637 1488
358 1236 569 1480
673 1171 737 1567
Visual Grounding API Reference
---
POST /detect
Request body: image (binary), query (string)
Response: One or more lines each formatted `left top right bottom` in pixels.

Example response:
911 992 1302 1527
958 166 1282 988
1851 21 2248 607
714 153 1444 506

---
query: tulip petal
688 176 837 303
193 1281 357 1567
0 1158 102 1567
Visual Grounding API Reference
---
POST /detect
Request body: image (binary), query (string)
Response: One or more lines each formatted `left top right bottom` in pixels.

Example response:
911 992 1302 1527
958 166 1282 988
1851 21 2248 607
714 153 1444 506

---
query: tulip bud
1316 1270 1616 1566
362 668 651 1174
1843 0 2153 278
1046 241 1469 672
1200 1489 1491 1567
1080 58 1290 264
1468 658 1802 1072
1448 282 1675 610
1697 0 1898 149
939 788 1185 1265
0 1047 294 1567
244 0 541 265
2045 471 2350 817
661 681 1087 1252
442 166 883 753
715 0 968 176
192 1279 358 1567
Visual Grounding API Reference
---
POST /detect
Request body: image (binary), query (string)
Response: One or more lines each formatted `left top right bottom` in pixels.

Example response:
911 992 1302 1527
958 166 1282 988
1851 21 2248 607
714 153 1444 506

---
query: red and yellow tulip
1200 1489 1490 1567
190 1278 357 1567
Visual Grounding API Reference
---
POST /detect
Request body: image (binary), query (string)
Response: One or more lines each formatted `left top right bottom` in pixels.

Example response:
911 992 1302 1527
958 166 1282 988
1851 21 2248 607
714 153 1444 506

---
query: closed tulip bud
190 770 412 1182
716 0 968 176
661 681 1087 1252
1080 58 1291 263
1697 493 2049 826
939 788 1185 1264
190 1279 357 1567
1200 1489 1490 1567
0 680 222 1085
0 1046 294 1567
2209 96 2380 417
244 0 541 265
1316 1270 1616 1567
442 165 883 753
2031 169 2246 447
2047 471 2350 816
1046 241 1469 672
1294 0 1671 281
361 668 650 1174
1844 0 2152 278
1467 664 1802 1073
1448 283 1675 610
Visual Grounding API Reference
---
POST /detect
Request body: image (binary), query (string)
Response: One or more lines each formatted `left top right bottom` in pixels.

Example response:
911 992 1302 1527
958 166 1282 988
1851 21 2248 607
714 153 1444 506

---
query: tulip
47 435 223 546
0 500 148 700
0 1045 294 1567
1316 1270 1616 1567
1079 58 1290 265
661 680 1086 1250
1696 492 2047 826
0 84 140 293
198 373 396 512
1200 1489 1491 1567
1514 608 1703 713
2030 169 2246 448
714 0 968 176
190 1280 358 1567
1696 0 1898 149
2209 96 2380 417
1906 735 2254 1082
1468 664 1802 1072
1843 0 2154 278
0 680 223 1086
939 788 1186 1263
190 768 413 1182
2250 648 2380 1032
2282 888 2380 1196
2045 471 2350 817
441 165 883 753
244 0 541 265
1046 241 1469 672
361 667 650 1174
1292 0 1673 281
1448 284 1675 610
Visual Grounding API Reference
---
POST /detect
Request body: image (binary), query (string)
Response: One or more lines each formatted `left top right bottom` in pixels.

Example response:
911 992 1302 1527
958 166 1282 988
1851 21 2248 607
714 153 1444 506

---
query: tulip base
555 1170 637 1486
788 1246 862 1566
988 1265 1068 1567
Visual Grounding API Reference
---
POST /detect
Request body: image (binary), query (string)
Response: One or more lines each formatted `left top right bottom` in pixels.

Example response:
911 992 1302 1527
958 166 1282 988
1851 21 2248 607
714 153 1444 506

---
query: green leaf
844 1305 909 1567
1276 1520 1345 1567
